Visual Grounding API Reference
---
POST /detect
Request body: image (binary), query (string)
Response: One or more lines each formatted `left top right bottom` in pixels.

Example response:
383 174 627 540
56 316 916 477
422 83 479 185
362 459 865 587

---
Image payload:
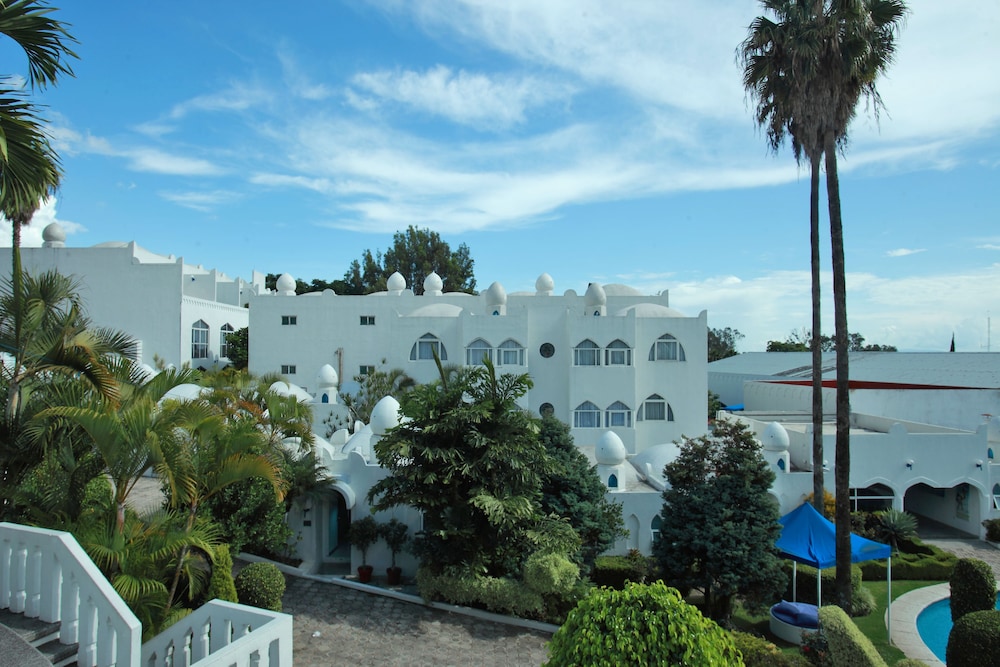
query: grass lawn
732 579 944 663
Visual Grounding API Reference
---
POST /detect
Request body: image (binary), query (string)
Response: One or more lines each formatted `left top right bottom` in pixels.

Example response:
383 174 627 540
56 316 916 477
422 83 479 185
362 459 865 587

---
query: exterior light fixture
976 460 984 470
905 460 914 470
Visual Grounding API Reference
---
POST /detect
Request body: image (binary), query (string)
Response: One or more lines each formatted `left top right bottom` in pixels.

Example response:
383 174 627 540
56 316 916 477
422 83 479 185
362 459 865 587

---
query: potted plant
348 516 379 583
379 518 409 586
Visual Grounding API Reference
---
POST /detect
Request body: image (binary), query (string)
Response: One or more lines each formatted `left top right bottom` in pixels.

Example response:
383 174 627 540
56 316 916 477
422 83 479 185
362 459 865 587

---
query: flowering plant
800 630 831 666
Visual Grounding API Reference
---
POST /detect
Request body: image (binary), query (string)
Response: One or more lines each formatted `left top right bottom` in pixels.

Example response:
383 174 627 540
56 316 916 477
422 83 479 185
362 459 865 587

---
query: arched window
605 401 632 428
605 339 632 366
608 474 618 488
574 339 600 366
651 515 662 544
573 401 601 428
498 339 525 366
466 338 492 366
638 394 668 421
994 483 1000 511
648 334 686 361
321 393 329 404
191 320 209 359
219 323 234 359
410 333 447 361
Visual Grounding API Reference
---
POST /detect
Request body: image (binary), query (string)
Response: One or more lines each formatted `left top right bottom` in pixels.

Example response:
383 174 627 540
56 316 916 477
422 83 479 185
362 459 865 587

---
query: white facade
1 224 262 369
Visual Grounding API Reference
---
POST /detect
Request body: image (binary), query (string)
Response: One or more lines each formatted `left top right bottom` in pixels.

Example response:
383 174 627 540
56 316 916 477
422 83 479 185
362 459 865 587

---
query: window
649 334 686 361
539 342 555 358
608 474 618 488
359 365 375 376
281 364 297 375
539 402 555 417
466 338 493 366
360 315 375 326
219 323 234 359
638 394 670 421
498 339 525 366
994 484 1000 511
651 516 662 544
191 320 209 359
410 333 447 361
573 401 601 428
605 339 632 366
281 315 297 326
605 401 632 428
573 339 600 366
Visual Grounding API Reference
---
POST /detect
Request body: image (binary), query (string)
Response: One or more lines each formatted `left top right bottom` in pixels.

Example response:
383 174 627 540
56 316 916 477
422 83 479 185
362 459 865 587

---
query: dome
615 303 686 318
161 383 205 403
630 443 683 481
484 281 507 307
595 431 628 465
275 273 296 294
407 303 463 317
602 283 643 297
316 364 338 388
584 282 607 307
761 422 790 452
42 222 66 246
423 272 443 295
535 273 554 294
387 272 406 292
370 396 401 436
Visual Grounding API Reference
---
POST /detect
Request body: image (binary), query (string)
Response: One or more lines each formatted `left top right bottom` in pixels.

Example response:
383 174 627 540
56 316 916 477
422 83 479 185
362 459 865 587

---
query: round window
540 342 555 358
539 402 554 417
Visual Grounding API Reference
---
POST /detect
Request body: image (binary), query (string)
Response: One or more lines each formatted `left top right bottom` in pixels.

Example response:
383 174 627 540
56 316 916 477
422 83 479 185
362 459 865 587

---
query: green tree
537 415 624 569
368 359 551 577
330 365 416 434
224 326 248 370
708 327 744 362
343 226 476 295
767 329 896 352
654 419 786 624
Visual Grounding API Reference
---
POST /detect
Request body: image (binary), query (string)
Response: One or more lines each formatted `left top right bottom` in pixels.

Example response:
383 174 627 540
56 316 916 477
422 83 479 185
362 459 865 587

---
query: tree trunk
810 151 825 513
825 132 853 611
5 214 26 424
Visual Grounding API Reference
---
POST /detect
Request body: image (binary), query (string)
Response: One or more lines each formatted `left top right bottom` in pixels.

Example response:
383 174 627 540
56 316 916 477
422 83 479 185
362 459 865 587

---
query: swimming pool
916 594 1000 662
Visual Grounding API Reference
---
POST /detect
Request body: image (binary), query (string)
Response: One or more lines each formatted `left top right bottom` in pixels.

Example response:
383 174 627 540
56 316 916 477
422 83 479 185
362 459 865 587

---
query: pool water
916 594 1000 661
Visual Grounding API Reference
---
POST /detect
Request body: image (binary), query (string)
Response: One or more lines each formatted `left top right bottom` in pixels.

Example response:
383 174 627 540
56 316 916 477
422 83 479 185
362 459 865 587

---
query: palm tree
741 0 828 517
741 0 907 608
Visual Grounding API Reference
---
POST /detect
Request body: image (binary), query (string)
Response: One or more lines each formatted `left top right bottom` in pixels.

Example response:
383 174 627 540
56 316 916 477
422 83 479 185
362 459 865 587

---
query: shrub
859 547 956 581
946 609 1000 667
378 518 409 568
874 509 917 551
523 552 579 596
348 516 379 567
205 544 238 603
852 586 878 617
732 631 811 666
203 477 293 557
800 630 832 666
983 518 1000 543
950 558 996 622
817 605 887 667
591 552 650 590
892 660 930 666
234 562 286 612
544 582 742 666
416 567 544 618
805 491 835 520
784 563 871 615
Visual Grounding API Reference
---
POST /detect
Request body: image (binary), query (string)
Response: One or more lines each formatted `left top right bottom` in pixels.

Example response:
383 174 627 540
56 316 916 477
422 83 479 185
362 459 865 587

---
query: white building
1 223 263 369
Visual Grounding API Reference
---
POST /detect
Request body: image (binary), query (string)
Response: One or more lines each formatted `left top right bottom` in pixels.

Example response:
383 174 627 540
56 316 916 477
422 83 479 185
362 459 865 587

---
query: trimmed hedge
783 564 873 616
205 544 238 604
983 518 1000 543
416 568 544 618
591 551 651 590
946 609 1000 667
818 605 887 667
234 562 286 612
859 541 957 582
950 558 996 622
731 631 811 666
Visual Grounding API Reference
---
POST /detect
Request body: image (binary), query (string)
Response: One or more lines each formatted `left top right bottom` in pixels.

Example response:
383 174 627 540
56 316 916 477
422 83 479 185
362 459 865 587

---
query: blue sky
3 1 999 352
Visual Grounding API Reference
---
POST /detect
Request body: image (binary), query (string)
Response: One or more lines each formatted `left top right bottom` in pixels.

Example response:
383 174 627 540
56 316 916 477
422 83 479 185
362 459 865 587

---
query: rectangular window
360 315 375 326
574 348 600 366
606 348 632 365
606 411 632 428
644 401 666 421
281 315 297 326
359 365 375 376
656 340 678 360
191 327 209 359
281 364 297 375
574 411 600 428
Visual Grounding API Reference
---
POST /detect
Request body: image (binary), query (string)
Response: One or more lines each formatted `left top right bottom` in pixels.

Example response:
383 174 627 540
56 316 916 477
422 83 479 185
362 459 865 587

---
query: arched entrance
321 488 353 574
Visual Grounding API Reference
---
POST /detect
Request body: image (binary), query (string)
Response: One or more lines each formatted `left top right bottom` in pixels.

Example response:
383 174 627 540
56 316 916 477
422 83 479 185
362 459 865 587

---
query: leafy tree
224 326 249 369
537 415 624 569
708 390 724 421
654 419 786 624
708 327 744 362
263 272 308 294
544 582 742 666
328 365 416 434
767 329 897 352
368 359 551 577
343 226 476 295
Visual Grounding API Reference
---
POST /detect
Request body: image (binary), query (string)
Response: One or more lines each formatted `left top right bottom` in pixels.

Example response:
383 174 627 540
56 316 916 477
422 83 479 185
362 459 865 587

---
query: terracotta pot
358 565 374 583
386 566 402 586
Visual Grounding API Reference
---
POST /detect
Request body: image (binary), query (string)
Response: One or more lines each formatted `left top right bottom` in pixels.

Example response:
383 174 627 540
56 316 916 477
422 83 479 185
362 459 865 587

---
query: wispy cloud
886 248 926 257
160 190 241 211
168 81 271 120
978 244 1000 251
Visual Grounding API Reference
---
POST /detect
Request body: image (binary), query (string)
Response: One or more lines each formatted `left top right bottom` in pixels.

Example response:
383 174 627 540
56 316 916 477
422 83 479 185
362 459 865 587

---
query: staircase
0 608 76 666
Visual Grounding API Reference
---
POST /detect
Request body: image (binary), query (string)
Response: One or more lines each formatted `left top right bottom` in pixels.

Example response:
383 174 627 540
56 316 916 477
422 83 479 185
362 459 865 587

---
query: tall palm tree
741 0 828 517
742 0 907 608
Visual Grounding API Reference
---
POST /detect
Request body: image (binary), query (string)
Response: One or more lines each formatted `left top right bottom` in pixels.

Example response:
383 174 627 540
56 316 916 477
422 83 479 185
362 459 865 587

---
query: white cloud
127 149 223 176
978 244 1000 251
168 81 271 120
350 65 572 129
160 190 240 212
0 198 86 248
886 248 926 257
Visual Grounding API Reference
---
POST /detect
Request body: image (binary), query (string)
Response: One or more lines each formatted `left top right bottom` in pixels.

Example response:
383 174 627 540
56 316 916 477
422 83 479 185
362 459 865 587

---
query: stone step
0 609 78 666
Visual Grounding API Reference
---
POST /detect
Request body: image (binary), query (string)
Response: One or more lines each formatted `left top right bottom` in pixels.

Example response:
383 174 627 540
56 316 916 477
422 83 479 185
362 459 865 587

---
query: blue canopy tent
776 503 894 639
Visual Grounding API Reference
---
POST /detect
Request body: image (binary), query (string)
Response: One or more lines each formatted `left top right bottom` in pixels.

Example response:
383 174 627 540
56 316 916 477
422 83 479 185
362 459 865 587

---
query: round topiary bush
234 562 286 612
544 581 741 666
946 609 1000 667
949 558 996 622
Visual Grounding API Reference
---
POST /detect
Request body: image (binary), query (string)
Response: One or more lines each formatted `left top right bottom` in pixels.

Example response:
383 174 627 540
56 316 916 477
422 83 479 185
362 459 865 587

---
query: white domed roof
602 284 643 297
484 281 507 307
407 303 463 317
387 272 406 292
370 396 401 436
275 273 296 294
316 364 339 388
595 431 628 465
762 422 790 452
584 283 607 306
161 383 205 403
42 222 66 244
615 303 686 318
423 272 443 294
535 273 554 294
630 443 683 481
